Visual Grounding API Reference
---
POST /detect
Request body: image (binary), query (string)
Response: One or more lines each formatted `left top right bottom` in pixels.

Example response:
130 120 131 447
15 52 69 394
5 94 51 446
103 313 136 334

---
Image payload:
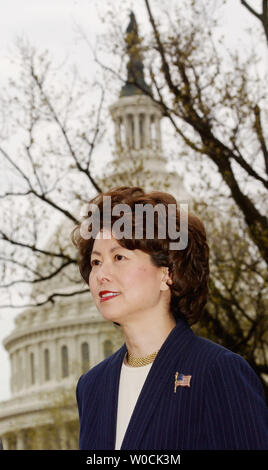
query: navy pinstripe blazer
76 318 268 450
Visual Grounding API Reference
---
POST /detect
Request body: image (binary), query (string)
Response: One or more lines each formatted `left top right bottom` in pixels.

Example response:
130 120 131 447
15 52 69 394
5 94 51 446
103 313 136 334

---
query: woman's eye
90 259 99 266
90 254 125 267
115 254 125 261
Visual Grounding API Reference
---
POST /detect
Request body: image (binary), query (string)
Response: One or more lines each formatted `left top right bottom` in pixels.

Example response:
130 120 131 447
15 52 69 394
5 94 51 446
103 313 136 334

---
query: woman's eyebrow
91 246 122 257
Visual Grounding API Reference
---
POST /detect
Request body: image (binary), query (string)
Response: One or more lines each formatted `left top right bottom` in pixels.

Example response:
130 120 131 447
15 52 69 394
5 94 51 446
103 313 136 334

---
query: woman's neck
121 314 176 359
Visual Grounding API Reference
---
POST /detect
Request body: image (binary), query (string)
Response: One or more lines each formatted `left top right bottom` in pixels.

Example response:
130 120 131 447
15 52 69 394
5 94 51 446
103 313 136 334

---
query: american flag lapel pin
174 371 192 392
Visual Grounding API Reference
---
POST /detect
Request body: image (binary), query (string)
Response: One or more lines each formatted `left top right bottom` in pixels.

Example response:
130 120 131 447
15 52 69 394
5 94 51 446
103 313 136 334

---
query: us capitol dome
0 12 190 449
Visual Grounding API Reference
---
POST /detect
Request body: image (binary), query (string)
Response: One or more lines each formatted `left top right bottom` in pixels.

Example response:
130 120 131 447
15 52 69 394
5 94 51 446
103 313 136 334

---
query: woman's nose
96 261 112 280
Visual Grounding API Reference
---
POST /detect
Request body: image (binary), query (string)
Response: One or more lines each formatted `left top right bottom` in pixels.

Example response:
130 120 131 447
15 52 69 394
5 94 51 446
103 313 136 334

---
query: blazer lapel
98 318 194 450
120 318 195 449
99 342 127 449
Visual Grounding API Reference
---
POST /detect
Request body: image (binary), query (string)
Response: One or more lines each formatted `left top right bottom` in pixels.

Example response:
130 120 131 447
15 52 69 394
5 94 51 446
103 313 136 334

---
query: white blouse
115 354 153 450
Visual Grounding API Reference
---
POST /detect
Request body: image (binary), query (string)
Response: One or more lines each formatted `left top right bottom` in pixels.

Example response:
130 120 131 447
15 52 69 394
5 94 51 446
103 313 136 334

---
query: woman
71 186 268 450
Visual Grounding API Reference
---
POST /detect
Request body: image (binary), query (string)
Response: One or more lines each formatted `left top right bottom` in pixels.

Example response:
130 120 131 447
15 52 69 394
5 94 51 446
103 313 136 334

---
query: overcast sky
0 0 264 401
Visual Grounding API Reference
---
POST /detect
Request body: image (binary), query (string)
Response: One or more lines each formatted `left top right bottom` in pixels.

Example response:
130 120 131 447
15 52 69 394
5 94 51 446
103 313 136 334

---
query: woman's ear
161 267 173 289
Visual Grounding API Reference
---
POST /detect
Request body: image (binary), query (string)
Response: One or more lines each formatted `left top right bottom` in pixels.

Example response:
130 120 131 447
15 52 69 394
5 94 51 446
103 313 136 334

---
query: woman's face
88 228 171 326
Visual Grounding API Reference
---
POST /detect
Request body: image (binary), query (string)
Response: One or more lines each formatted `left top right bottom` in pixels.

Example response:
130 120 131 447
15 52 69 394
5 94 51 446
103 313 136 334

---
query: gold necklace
127 349 160 367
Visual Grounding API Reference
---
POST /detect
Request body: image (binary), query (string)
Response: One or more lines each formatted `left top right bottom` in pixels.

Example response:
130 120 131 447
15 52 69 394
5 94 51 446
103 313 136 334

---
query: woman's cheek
88 272 95 293
125 266 149 286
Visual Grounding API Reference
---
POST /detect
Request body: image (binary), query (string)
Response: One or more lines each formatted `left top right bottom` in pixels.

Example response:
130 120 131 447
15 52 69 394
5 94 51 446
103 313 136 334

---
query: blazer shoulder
199 339 268 449
189 332 240 368
192 333 267 407
193 334 257 374
77 345 124 391
189 332 265 390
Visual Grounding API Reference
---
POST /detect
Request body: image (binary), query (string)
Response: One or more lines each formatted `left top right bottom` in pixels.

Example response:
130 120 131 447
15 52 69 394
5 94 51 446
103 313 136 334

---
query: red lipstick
99 290 121 302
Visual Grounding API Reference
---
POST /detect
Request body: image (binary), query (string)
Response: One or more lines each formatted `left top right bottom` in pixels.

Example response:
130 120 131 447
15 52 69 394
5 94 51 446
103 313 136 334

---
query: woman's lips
100 293 121 303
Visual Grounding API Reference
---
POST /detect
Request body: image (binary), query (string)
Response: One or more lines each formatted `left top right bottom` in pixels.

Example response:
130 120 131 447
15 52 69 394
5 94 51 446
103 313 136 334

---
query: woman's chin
99 308 122 323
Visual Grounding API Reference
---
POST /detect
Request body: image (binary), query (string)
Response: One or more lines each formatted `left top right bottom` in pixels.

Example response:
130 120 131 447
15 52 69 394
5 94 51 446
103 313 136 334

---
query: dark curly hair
71 186 209 326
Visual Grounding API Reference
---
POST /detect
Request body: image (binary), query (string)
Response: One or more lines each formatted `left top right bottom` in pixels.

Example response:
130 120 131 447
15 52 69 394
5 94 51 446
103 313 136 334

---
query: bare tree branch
143 0 268 264
30 64 102 193
0 288 89 309
0 145 79 223
253 104 268 176
241 0 268 44
86 85 105 171
0 259 73 288
0 229 74 261
241 0 262 20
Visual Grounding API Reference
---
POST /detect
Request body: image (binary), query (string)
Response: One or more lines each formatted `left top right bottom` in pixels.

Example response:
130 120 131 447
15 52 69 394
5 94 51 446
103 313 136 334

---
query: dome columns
110 95 163 154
